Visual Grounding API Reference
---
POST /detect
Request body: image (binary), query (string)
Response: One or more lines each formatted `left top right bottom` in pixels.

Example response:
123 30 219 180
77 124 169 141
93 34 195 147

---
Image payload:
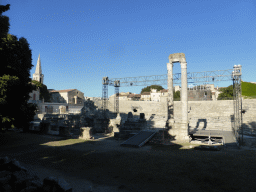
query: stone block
43 176 72 192
0 157 73 192
4 159 27 172
79 127 93 140
20 186 39 192
109 119 120 133
39 122 51 134
0 170 12 178
59 126 71 137
0 156 10 165
0 174 11 186
1 183 12 192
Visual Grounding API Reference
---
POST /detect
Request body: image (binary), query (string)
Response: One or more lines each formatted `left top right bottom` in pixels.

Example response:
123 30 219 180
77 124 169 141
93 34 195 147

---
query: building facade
49 89 84 105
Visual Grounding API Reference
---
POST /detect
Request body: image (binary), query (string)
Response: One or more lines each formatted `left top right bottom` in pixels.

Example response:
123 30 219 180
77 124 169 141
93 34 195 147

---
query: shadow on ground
0 130 256 192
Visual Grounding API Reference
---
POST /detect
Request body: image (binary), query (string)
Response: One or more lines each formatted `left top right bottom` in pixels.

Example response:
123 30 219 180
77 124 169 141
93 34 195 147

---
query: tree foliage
0 4 10 39
0 4 36 132
241 81 256 98
174 90 180 100
31 80 51 102
217 85 233 100
141 85 164 94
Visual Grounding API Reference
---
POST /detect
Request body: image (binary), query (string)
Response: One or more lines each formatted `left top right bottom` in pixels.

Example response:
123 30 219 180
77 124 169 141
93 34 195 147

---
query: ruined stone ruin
118 112 147 139
0 156 72 192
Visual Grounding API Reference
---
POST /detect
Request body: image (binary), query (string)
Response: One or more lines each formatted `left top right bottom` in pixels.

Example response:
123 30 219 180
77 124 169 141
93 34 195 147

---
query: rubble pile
0 157 72 192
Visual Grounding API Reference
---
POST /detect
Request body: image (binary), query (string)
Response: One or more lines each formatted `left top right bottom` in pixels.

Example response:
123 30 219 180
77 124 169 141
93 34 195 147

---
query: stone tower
33 54 44 84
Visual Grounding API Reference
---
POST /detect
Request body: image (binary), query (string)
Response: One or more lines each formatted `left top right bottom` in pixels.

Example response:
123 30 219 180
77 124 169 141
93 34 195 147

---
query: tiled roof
128 95 141 98
127 94 134 98
50 89 76 93
160 89 168 93
119 92 130 96
141 92 150 95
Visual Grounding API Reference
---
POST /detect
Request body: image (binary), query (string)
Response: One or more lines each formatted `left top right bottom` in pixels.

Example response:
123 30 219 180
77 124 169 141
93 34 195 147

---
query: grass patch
40 138 90 147
242 81 256 97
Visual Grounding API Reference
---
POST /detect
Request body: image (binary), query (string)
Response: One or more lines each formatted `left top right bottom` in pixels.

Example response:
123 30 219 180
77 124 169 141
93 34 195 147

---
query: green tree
0 4 10 39
0 4 36 132
141 85 164 94
31 80 51 102
217 85 233 100
174 90 180 101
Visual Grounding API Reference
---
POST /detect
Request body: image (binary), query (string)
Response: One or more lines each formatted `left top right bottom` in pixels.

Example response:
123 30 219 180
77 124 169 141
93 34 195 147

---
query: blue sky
2 0 256 97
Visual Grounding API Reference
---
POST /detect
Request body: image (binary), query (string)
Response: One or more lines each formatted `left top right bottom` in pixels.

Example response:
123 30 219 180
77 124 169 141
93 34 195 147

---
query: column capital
180 62 187 69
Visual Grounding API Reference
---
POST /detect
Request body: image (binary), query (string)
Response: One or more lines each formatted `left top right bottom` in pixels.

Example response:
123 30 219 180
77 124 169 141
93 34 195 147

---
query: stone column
74 96 78 104
167 62 174 126
167 53 189 142
180 62 188 133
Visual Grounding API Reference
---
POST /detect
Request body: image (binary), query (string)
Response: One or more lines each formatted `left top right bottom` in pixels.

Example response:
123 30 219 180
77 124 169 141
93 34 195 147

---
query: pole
241 96 243 144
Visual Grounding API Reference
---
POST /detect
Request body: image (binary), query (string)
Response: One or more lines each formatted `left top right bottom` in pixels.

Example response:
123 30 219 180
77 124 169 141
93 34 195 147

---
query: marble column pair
167 53 189 141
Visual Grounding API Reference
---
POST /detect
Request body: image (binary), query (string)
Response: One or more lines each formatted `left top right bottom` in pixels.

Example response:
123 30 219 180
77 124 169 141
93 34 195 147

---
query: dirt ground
0 130 256 192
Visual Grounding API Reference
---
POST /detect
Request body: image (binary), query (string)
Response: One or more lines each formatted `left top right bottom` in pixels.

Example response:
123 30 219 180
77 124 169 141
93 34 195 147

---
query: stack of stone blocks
118 112 147 138
79 127 94 140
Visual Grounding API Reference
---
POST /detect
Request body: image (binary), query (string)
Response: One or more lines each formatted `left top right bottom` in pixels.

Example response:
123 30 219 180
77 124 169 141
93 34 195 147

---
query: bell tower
33 54 44 84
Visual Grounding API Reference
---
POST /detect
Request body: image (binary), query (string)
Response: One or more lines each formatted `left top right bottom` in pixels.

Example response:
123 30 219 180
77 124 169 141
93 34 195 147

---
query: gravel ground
1 130 256 192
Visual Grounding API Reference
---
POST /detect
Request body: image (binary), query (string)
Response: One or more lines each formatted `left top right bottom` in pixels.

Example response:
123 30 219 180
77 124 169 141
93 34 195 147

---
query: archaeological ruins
27 53 255 148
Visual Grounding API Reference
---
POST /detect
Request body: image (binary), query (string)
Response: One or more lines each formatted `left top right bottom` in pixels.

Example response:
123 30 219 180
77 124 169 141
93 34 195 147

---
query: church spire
35 54 42 74
33 54 44 84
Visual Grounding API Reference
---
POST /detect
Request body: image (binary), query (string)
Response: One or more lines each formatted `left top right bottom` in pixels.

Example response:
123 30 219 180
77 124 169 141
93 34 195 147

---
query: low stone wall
0 156 72 192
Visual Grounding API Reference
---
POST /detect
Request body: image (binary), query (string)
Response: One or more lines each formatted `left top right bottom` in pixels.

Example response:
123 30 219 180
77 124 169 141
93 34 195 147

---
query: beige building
127 94 141 101
150 89 161 102
49 89 84 105
109 92 133 101
141 92 151 101
174 85 180 92
28 88 40 104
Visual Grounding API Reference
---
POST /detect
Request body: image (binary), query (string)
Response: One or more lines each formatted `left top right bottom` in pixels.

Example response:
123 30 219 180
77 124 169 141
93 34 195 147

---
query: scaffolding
103 66 242 143
114 80 120 115
102 77 109 118
108 69 234 87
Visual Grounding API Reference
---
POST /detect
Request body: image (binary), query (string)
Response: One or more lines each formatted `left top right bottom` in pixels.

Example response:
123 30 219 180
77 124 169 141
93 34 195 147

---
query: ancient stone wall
108 98 168 118
92 98 256 134
174 100 234 131
108 98 168 129
240 99 256 135
174 99 256 134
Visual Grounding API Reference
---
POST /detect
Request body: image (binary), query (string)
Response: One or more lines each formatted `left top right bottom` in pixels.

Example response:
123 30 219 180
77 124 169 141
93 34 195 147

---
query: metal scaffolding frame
102 77 109 118
103 67 242 143
108 69 234 87
114 80 120 115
